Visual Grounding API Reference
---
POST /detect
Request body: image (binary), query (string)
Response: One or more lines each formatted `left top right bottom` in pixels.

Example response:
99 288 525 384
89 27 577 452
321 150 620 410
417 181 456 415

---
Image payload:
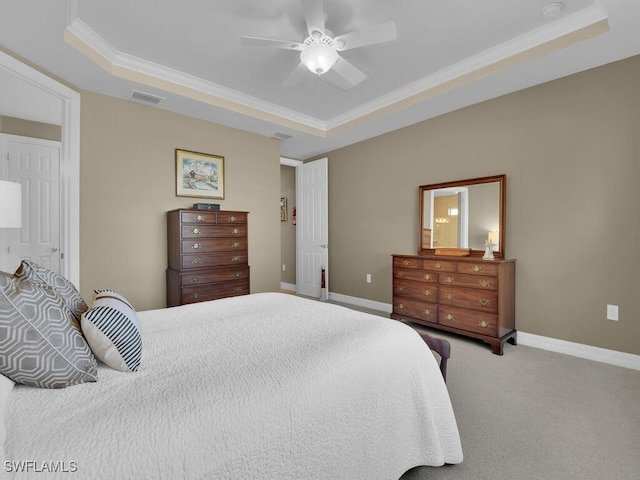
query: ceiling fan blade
330 55 366 87
333 21 397 51
241 36 303 51
283 62 308 87
301 0 325 36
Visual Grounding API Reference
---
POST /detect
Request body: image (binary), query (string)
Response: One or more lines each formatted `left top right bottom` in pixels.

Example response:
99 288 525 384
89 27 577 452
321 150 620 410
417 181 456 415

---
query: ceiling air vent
272 132 293 141
131 90 165 105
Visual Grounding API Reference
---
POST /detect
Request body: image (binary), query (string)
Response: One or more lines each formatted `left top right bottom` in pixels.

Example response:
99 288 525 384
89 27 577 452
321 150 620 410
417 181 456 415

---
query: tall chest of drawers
391 254 516 355
166 209 250 307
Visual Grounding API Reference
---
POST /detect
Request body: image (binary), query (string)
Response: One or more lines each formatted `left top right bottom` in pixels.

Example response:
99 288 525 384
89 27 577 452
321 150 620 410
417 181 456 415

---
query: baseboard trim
517 332 640 371
321 291 640 371
280 282 296 293
327 292 393 314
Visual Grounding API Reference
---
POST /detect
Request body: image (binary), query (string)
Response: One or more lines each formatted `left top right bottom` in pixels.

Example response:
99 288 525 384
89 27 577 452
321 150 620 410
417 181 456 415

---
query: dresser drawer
181 238 248 254
422 259 456 272
393 296 438 323
439 306 498 336
457 262 498 276
439 285 498 313
181 224 247 239
218 212 247 224
180 279 249 304
179 267 249 286
438 273 497 291
394 279 438 300
394 268 437 283
393 257 422 269
180 252 248 269
181 211 218 224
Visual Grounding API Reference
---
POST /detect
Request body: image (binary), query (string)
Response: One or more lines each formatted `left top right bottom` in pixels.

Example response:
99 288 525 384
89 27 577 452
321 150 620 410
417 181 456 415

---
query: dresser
391 254 516 355
166 209 250 307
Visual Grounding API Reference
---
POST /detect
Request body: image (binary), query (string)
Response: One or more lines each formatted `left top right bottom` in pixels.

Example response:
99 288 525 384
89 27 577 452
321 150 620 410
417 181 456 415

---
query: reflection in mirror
419 175 505 258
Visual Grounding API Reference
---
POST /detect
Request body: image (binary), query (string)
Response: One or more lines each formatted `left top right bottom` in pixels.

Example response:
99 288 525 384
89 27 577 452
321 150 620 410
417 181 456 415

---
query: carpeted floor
325 299 640 480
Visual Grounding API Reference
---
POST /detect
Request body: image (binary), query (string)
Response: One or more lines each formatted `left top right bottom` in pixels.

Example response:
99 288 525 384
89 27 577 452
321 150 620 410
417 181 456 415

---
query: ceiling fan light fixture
300 42 338 74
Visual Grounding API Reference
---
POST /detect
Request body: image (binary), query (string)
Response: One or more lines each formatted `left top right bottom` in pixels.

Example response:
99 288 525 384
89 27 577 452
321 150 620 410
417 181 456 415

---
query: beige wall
280 165 296 285
321 55 640 355
0 115 61 141
79 92 281 310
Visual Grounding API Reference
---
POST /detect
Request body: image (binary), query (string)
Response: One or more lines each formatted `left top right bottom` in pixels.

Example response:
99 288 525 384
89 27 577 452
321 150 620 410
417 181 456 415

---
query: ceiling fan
241 0 397 89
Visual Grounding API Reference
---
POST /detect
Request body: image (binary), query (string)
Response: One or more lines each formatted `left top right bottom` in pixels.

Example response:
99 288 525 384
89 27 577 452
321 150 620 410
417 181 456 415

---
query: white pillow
81 290 142 372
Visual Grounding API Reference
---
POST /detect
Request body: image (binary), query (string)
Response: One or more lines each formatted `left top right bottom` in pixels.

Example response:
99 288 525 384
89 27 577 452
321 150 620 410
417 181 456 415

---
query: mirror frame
418 174 506 258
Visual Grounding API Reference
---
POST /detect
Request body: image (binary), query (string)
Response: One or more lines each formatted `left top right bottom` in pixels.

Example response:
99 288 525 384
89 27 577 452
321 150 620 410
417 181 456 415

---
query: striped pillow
81 290 142 372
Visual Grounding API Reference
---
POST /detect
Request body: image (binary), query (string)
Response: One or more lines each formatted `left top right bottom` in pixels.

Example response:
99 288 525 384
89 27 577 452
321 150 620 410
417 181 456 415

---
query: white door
296 157 328 298
1 134 61 273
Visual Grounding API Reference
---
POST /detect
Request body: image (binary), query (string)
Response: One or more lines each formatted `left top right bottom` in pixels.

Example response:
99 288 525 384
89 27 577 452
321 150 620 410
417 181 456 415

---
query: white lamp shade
301 43 338 74
0 180 22 228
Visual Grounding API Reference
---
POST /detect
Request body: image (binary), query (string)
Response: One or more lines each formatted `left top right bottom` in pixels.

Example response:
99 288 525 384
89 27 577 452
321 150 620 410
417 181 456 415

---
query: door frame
0 50 80 285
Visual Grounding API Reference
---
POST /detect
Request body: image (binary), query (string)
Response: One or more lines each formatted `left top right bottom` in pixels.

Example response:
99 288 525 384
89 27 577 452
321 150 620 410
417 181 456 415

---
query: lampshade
300 43 338 75
487 231 499 249
0 180 22 228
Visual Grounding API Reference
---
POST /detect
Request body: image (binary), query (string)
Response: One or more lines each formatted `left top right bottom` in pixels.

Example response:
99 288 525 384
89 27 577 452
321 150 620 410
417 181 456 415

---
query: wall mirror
419 174 506 258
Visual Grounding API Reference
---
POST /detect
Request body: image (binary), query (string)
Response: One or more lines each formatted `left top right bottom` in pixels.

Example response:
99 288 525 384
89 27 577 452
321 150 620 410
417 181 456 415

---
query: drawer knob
479 298 490 306
424 273 433 281
434 262 443 269
234 271 241 278
397 271 405 278
472 265 482 272
423 289 432 297
397 286 405 292
479 280 491 288
446 313 454 321
191 292 200 299
234 286 243 293
479 320 490 328
191 258 200 264
192 243 201 249
445 276 454 283
228 216 236 222
445 293 455 300
196 215 205 222
423 309 432 316
402 260 412 266
191 276 200 283
231 228 239 234
397 303 404 310
192 228 200 234
231 256 240 262
232 241 241 248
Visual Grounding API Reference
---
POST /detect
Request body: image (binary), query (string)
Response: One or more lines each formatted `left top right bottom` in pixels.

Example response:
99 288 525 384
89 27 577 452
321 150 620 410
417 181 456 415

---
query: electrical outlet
366 273 372 284
606 304 619 321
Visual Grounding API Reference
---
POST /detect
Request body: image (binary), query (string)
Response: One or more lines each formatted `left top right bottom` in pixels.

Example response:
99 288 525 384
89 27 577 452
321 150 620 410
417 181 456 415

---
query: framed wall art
176 149 225 199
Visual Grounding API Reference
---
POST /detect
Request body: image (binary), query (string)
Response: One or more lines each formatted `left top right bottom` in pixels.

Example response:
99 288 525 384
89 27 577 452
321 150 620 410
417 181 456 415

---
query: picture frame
176 149 224 199
280 196 287 222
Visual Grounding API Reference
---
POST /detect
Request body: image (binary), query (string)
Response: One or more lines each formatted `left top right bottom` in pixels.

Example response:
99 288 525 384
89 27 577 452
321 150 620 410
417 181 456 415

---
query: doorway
0 50 80 283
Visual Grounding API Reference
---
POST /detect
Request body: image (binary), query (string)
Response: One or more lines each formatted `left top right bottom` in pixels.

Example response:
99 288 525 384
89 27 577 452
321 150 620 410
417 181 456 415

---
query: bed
2 292 462 479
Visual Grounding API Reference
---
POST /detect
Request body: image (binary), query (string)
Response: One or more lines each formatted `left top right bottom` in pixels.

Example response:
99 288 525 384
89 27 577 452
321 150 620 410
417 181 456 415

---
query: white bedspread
3 293 462 479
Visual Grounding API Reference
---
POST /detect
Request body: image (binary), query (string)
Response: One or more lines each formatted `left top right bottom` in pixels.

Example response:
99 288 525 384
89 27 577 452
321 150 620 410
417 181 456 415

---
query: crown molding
64 0 608 139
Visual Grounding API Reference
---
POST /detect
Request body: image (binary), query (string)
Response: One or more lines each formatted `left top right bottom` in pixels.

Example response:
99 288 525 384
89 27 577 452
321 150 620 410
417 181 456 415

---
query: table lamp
0 180 22 228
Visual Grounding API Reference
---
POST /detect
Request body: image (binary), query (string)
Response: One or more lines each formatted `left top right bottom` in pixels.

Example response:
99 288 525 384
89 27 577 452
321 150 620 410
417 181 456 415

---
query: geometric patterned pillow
0 272 98 389
81 290 142 372
14 259 88 330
